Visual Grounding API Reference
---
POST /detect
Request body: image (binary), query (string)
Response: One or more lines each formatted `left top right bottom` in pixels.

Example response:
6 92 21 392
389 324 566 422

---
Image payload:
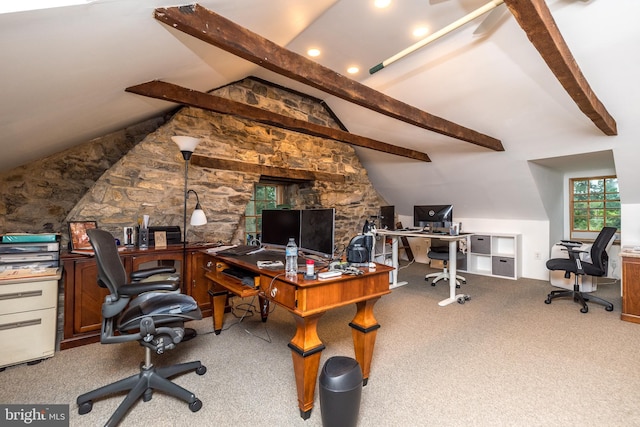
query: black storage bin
319 356 363 427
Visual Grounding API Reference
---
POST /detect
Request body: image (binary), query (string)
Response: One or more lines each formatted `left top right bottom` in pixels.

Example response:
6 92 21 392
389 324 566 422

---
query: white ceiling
2 0 639 220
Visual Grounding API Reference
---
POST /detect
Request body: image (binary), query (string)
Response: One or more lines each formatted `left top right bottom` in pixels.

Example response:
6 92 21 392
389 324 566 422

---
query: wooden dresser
621 250 640 324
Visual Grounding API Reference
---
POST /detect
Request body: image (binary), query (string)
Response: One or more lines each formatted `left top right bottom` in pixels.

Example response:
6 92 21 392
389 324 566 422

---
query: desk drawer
0 278 58 315
0 307 56 368
261 277 296 310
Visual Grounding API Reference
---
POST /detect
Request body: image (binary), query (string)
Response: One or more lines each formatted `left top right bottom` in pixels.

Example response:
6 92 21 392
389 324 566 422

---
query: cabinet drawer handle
0 290 42 301
0 318 41 331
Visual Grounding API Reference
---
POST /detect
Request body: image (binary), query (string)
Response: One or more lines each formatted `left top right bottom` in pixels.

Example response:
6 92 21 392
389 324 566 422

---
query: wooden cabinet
60 244 214 349
621 253 640 324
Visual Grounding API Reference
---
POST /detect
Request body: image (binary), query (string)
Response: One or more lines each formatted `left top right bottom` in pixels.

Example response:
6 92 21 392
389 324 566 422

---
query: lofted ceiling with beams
1 0 638 220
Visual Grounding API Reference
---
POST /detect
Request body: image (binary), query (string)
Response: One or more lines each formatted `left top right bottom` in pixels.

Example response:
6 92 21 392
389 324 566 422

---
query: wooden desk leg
349 297 381 386
209 290 228 335
259 295 269 322
287 312 326 420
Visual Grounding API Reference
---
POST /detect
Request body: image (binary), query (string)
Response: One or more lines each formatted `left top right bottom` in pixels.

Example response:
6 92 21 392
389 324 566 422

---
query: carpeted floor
1 262 639 426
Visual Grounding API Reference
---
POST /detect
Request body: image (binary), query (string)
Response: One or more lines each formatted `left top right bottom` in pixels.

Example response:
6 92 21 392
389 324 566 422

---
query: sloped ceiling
2 0 639 221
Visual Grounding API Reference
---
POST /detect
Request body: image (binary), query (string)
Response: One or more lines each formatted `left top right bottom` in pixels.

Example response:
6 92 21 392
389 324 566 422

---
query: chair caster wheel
196 365 207 375
78 401 93 415
143 389 153 402
544 297 552 304
189 398 203 412
580 306 589 313
431 282 436 287
606 304 614 312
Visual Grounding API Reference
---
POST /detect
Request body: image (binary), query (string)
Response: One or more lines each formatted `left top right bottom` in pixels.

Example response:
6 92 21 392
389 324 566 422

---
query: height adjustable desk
203 250 393 419
375 229 471 306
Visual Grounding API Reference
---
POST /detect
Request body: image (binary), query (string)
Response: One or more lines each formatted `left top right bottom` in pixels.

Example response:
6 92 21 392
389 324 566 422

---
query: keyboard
218 245 261 256
222 268 257 287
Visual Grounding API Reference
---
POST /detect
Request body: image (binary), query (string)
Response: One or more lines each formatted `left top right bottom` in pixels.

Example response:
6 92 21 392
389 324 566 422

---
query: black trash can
319 356 363 427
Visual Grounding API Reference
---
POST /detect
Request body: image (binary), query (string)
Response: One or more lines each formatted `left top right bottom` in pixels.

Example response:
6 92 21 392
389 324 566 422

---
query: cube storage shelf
461 233 521 280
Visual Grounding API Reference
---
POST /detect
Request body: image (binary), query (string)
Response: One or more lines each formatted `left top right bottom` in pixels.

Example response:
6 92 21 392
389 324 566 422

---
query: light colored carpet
1 262 639 427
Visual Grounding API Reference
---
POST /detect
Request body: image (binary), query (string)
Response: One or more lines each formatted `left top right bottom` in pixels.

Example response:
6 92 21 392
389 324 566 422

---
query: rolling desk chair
76 229 206 427
545 226 616 313
425 245 466 288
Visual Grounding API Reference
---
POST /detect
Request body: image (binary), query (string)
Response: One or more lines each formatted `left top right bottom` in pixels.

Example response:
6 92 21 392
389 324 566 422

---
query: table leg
349 298 381 386
210 290 228 334
438 239 467 306
388 237 408 289
287 312 326 419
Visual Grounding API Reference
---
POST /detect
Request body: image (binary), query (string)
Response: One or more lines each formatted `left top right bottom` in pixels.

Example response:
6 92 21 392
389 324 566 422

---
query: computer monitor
413 205 453 229
260 209 301 248
380 206 395 230
299 208 335 258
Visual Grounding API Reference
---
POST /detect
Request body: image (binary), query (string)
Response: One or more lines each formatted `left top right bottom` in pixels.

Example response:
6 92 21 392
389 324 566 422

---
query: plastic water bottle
285 238 298 278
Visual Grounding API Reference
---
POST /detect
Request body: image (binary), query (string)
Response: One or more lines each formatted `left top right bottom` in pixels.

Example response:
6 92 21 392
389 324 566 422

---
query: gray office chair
77 229 206 427
545 226 616 313
425 246 466 288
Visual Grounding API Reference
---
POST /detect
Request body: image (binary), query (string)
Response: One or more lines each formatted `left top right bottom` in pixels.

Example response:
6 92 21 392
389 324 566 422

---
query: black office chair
77 229 206 427
545 226 617 313
425 245 466 288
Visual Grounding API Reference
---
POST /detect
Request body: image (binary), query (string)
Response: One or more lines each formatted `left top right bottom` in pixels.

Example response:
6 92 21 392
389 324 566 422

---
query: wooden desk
204 251 393 419
60 243 215 349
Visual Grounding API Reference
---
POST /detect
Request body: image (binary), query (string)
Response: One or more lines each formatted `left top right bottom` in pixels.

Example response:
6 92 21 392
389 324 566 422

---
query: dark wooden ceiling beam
154 4 504 152
126 80 431 162
504 0 617 135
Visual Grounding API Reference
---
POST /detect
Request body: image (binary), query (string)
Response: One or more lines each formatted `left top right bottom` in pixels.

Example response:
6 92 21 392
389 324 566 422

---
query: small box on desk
148 226 181 245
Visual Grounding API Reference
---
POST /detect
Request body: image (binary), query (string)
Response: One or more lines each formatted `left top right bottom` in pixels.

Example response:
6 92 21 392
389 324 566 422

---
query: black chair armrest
559 240 583 247
130 266 176 281
119 281 180 296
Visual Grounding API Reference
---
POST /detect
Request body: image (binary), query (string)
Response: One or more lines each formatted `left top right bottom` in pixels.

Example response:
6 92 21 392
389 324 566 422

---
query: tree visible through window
570 176 620 236
245 183 283 244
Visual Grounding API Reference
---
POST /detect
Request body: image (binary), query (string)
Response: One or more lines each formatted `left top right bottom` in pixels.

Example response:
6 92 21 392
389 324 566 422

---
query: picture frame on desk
68 220 98 251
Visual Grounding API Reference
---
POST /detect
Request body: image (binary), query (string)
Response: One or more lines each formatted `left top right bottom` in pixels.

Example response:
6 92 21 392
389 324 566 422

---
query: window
570 175 620 239
245 183 285 244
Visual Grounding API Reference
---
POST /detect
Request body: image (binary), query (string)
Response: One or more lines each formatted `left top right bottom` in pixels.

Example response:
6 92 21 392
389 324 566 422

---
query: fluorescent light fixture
347 66 360 74
0 0 96 14
307 48 321 57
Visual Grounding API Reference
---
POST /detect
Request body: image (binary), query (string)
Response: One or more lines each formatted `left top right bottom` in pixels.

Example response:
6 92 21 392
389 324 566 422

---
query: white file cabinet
0 273 60 369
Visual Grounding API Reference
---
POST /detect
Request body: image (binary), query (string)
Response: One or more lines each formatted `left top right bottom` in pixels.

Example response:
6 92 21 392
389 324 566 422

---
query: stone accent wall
1 78 387 254
0 116 169 239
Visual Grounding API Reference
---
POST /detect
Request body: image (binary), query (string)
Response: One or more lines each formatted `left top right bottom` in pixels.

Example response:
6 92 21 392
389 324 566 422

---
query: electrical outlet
534 251 541 260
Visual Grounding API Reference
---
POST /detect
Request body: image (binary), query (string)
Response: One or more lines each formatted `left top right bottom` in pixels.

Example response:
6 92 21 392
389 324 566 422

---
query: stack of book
0 233 60 280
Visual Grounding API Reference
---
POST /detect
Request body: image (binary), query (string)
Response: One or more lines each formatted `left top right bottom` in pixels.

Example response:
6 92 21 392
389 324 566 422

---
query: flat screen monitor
260 209 301 248
299 208 335 258
413 205 453 228
380 206 395 230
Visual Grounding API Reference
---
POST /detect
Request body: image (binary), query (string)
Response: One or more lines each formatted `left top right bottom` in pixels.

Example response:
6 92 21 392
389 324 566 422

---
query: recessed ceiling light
413 26 429 38
307 48 321 57
347 67 360 74
374 0 391 9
